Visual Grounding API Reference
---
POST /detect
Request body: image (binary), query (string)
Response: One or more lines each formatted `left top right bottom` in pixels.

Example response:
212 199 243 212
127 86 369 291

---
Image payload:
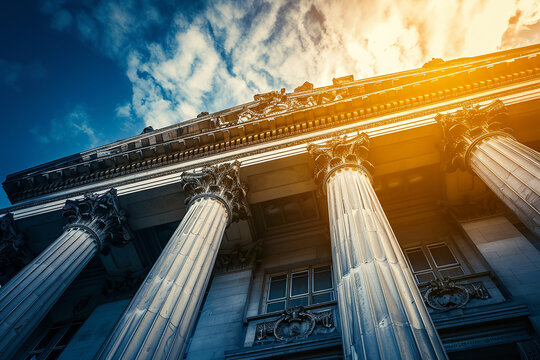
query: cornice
4 49 540 203
2 79 540 220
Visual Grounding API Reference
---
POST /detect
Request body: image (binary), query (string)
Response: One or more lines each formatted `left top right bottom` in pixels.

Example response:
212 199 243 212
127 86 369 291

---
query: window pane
288 296 309 308
429 244 458 267
267 301 286 313
291 271 309 296
415 272 436 284
268 274 287 300
439 266 465 278
313 266 332 292
312 292 334 304
406 249 431 272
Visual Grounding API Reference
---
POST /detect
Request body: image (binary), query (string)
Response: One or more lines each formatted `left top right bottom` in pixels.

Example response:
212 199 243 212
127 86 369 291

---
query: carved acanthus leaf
0 213 32 275
181 161 249 223
307 133 373 192
62 188 132 250
436 99 512 172
215 240 263 272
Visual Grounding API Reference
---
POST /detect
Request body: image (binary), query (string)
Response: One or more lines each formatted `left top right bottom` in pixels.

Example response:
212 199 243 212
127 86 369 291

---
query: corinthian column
437 99 540 236
0 189 130 359
97 161 249 360
308 134 447 360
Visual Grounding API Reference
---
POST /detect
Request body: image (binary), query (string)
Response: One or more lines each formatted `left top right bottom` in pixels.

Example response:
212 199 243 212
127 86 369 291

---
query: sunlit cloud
43 0 540 130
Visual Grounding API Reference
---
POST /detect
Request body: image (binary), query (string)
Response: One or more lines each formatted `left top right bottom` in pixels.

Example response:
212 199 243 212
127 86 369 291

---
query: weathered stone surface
63 188 132 250
308 133 373 194
0 188 128 359
438 100 540 236
309 135 447 359
97 163 248 359
0 213 32 278
182 160 249 224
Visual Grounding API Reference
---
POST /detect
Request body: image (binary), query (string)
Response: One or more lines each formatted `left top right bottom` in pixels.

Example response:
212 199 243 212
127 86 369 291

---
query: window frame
404 241 468 284
264 264 335 314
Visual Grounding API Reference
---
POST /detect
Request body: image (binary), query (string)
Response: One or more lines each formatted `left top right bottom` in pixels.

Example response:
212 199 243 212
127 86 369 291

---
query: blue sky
1 0 539 208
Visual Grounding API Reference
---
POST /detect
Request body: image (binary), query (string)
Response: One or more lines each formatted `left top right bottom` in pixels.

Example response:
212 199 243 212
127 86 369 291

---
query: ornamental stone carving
62 188 132 251
255 307 335 344
214 240 263 273
307 133 374 193
436 99 512 172
0 213 32 275
181 161 249 224
424 278 490 311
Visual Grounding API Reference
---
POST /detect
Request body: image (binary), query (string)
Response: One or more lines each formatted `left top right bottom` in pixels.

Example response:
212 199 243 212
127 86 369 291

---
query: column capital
307 133 374 194
62 188 131 251
181 160 249 224
0 213 31 275
436 99 513 172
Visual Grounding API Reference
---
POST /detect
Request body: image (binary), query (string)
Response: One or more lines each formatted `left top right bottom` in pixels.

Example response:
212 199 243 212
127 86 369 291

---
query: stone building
0 43 539 360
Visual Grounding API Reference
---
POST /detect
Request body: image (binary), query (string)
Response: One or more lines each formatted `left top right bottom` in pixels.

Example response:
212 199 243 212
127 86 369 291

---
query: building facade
1 44 540 359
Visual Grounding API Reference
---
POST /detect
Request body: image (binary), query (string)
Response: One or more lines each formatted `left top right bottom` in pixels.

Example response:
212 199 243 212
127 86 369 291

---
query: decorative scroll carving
62 188 132 251
181 161 249 224
424 278 490 311
307 133 374 193
0 213 32 275
436 99 512 172
255 307 335 344
214 240 263 272
440 191 509 221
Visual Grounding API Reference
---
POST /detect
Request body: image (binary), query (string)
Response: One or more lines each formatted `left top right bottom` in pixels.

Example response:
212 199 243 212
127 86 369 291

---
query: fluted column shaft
97 197 228 359
468 135 540 236
98 161 249 359
0 188 129 359
309 134 446 359
0 227 98 357
326 168 447 359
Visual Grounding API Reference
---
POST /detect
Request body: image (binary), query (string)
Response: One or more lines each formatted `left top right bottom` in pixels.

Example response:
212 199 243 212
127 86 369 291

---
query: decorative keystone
307 133 374 194
436 99 512 172
0 213 32 275
181 161 249 224
63 188 132 251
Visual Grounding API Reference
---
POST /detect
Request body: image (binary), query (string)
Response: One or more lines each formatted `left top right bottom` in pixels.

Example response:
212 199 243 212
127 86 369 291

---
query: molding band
186 193 232 226
323 163 373 195
465 131 515 170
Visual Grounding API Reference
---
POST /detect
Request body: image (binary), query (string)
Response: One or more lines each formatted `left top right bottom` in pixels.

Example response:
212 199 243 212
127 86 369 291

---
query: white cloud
32 105 102 148
43 0 540 130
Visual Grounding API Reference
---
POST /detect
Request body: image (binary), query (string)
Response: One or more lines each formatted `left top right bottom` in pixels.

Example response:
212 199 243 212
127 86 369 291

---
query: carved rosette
62 188 131 251
436 99 512 172
0 213 31 275
307 133 374 193
181 161 249 224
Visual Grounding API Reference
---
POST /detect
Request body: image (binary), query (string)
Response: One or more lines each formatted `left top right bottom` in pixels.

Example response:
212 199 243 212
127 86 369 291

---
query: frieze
255 307 335 344
3 81 539 210
423 278 490 311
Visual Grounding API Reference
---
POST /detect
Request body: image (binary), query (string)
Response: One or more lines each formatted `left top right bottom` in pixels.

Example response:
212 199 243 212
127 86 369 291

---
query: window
25 321 83 360
405 243 465 284
265 265 334 313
